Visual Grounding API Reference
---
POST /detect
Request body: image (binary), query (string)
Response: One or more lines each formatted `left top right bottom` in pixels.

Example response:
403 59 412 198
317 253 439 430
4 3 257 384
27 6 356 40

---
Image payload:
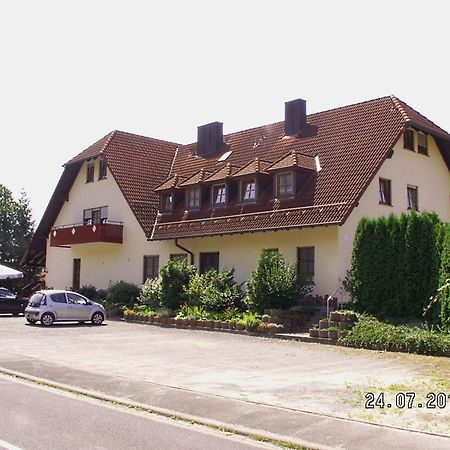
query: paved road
0 316 449 437
0 375 276 450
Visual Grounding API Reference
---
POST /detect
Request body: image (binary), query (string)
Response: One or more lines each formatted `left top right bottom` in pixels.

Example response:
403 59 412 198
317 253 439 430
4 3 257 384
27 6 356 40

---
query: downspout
175 238 194 265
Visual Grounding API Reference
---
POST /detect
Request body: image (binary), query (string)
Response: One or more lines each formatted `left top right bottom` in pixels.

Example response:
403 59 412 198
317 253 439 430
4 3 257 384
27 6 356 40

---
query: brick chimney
285 98 307 136
197 122 223 157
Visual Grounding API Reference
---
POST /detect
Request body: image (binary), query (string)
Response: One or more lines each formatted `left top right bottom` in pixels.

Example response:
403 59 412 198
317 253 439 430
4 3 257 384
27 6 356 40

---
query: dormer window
212 184 226 205
418 133 428 155
86 162 94 183
403 129 414 151
276 172 293 198
187 186 200 209
161 193 173 212
99 158 107 180
241 179 256 202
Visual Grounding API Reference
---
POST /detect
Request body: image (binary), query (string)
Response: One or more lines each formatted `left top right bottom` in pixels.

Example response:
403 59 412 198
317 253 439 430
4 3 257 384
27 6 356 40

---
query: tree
0 185 35 268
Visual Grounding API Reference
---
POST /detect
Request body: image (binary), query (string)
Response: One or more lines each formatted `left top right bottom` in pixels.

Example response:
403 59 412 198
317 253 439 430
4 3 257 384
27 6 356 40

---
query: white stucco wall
338 131 450 300
46 159 180 290
174 225 339 296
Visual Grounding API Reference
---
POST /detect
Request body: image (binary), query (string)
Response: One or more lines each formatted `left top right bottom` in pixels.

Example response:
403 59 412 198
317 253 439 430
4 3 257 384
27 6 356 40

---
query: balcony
50 221 124 247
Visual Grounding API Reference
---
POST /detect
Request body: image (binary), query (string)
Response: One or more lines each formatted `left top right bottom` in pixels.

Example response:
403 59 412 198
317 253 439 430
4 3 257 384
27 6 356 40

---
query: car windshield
0 288 14 297
29 293 44 307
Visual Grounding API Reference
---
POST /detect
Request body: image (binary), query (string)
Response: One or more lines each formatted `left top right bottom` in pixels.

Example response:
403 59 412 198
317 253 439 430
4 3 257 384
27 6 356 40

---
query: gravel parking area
1 315 449 435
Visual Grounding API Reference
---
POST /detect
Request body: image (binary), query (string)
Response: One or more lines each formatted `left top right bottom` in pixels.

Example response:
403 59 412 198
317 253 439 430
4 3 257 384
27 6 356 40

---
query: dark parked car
0 288 27 315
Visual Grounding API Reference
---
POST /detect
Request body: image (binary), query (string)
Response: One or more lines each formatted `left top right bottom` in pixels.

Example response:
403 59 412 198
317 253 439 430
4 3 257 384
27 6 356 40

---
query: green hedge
340 315 450 357
350 212 443 321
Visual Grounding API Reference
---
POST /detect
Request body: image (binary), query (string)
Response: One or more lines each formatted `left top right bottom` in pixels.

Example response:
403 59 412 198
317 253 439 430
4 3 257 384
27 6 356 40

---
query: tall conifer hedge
350 211 445 322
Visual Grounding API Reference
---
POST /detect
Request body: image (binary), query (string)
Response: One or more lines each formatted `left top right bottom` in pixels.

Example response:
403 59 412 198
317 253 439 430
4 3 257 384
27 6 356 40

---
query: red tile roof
231 158 272 178
154 174 186 192
204 163 239 183
152 96 450 240
266 150 316 172
178 168 211 187
65 131 180 237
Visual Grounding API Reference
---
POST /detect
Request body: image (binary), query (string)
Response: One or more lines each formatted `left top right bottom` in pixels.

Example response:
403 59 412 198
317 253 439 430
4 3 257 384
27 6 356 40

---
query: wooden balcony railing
50 221 123 247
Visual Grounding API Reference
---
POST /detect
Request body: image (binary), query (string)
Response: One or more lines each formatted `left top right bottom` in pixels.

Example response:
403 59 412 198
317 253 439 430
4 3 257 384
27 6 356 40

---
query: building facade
23 96 450 300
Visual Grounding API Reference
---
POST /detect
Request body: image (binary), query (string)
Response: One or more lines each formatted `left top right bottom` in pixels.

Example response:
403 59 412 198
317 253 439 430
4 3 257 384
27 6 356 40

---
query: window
67 292 89 305
170 253 188 262
276 172 293 198
83 206 108 225
407 185 418 210
418 133 428 155
99 158 107 179
212 184 226 205
50 293 67 303
200 252 219 274
143 255 159 282
241 179 256 202
379 178 391 205
161 193 173 212
403 129 414 151
86 162 95 182
187 187 200 209
297 247 314 283
72 259 81 291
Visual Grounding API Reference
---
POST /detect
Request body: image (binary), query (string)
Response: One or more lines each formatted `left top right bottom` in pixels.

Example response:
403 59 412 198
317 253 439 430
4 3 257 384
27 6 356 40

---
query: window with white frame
187 186 200 209
212 184 226 205
379 178 391 205
241 179 256 201
276 172 293 197
407 185 418 210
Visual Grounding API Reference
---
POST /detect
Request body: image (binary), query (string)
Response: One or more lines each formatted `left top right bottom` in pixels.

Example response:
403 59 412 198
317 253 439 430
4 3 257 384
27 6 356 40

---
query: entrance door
72 259 81 291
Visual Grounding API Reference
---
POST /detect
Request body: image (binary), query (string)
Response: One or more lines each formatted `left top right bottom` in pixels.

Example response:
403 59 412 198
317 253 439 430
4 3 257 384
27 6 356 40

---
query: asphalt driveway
0 315 449 436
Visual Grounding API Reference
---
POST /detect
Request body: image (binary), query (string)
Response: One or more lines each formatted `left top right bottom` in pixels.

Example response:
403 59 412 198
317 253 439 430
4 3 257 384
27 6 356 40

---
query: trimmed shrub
106 281 140 308
350 212 442 321
340 315 450 357
245 249 306 313
138 277 162 307
77 284 98 300
160 259 196 310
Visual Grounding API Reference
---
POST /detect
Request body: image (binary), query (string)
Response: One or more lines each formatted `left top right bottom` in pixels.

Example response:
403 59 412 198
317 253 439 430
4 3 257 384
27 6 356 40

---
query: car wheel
26 319 37 324
41 313 54 326
91 312 104 325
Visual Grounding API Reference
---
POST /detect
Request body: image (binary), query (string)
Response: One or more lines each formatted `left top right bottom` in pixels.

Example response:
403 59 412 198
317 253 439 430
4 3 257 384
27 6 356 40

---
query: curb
0 367 335 450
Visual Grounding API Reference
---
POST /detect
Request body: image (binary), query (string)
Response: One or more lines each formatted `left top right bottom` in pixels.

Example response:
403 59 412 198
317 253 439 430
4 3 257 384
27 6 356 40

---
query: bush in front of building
138 277 162 308
349 211 443 322
160 259 196 310
106 281 140 308
185 268 243 312
245 249 301 313
340 314 450 357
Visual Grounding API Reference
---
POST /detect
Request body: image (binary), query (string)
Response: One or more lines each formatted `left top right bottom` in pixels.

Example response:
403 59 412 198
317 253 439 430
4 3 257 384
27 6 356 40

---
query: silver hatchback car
25 290 106 326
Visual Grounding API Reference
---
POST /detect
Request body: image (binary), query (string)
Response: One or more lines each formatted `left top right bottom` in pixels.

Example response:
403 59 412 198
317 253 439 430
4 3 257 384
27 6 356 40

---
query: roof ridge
114 129 181 146
180 95 396 149
390 97 450 136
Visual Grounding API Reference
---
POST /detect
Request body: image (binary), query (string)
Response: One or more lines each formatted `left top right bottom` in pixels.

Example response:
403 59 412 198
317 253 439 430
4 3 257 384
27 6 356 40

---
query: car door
0 295 9 313
48 292 69 319
66 292 92 320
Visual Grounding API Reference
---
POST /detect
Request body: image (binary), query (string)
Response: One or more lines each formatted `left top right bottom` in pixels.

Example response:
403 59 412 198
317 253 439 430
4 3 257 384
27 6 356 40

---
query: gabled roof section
266 150 316 172
22 131 179 266
231 158 272 178
64 131 116 166
204 163 239 183
178 168 211 187
154 174 186 192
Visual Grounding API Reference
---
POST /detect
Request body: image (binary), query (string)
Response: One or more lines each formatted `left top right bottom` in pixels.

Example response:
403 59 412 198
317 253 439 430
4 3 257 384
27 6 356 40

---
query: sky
1 0 449 224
